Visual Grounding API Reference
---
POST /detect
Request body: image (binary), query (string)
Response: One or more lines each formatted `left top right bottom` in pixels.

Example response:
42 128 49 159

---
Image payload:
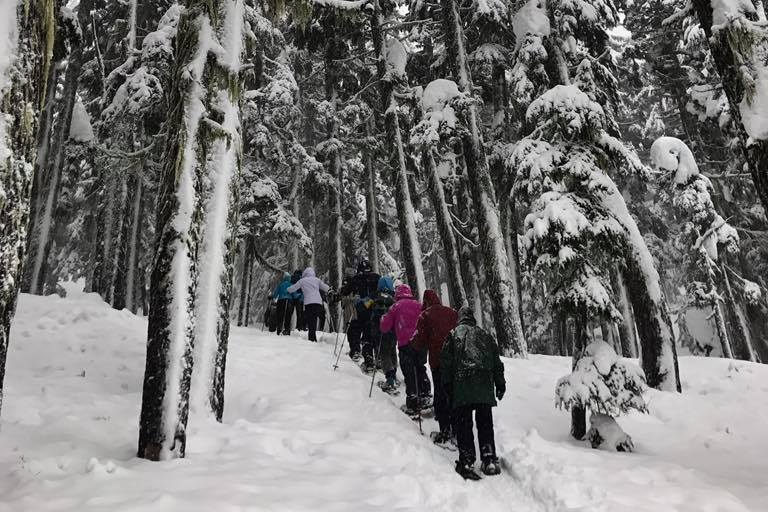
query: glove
364 299 374 310
495 384 505 401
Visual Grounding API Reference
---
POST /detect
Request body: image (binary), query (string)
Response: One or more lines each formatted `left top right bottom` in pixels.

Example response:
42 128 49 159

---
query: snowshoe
349 352 362 362
455 462 481 481
360 362 376 375
430 431 458 451
480 458 501 476
377 380 400 396
418 395 433 409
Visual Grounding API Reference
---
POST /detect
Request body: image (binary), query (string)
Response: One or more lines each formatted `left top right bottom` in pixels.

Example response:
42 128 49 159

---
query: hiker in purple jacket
287 267 329 342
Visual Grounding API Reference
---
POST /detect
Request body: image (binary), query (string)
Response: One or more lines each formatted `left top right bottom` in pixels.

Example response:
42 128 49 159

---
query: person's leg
295 300 305 330
476 405 496 461
282 300 293 334
305 305 318 341
381 334 397 384
347 318 363 357
359 310 374 367
454 406 476 465
416 348 432 398
432 367 449 432
275 300 288 334
399 345 417 409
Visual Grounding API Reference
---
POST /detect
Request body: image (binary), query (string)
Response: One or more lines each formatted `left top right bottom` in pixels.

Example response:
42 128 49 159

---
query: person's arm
410 312 428 351
319 280 330 293
272 283 281 299
287 280 301 294
380 303 397 333
489 333 506 400
441 332 456 393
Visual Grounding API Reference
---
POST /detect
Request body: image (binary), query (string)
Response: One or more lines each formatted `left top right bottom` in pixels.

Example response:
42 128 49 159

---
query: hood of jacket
458 306 477 326
378 276 394 293
302 267 316 278
282 272 292 283
422 289 441 309
395 284 413 301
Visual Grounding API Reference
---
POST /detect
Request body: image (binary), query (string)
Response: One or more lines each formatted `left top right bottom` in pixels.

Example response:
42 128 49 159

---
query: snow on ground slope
0 291 767 511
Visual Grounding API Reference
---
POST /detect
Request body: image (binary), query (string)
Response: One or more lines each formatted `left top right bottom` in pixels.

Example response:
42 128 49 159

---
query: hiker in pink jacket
380 285 431 412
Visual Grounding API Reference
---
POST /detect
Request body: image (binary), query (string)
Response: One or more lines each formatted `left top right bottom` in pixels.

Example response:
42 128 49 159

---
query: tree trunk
690 2 768 215
720 260 756 361
138 4 212 460
442 0 526 356
570 316 588 440
370 2 425 297
423 149 467 307
237 237 254 327
0 0 50 416
612 267 639 358
26 3 89 295
365 120 380 273
190 0 244 421
125 169 144 313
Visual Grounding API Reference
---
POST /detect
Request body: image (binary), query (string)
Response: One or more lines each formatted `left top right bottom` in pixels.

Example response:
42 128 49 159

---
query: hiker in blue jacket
272 273 294 336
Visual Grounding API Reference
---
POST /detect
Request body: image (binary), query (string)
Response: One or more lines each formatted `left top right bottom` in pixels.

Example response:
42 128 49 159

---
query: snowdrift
0 291 766 511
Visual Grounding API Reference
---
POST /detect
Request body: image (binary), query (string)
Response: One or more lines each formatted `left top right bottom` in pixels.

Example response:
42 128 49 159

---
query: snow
740 54 768 141
513 0 550 48
2 293 768 511
384 37 407 78
69 100 95 143
0 0 17 93
650 136 700 184
711 0 757 29
421 78 461 112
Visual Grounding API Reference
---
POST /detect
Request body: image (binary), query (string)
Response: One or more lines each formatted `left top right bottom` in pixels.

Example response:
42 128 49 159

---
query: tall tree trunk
690 2 768 215
125 168 144 313
237 237 254 327
423 149 467 307
190 0 244 421
720 260 757 361
138 3 211 460
26 2 88 295
370 2 425 297
570 316 588 440
442 0 526 356
365 120 380 273
0 0 50 416
612 267 639 358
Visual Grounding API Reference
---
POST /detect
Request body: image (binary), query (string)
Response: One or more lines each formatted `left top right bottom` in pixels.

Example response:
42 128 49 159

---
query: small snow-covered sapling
555 341 648 452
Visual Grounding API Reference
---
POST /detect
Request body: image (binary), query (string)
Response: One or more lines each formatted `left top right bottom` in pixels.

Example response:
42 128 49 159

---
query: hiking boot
432 431 452 446
455 461 481 481
481 458 501 476
349 352 362 362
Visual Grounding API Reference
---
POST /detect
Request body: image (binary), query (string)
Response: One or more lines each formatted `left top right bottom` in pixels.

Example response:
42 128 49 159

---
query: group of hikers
268 258 506 481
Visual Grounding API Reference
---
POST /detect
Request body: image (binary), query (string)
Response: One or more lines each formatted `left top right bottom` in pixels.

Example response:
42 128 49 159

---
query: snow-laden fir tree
651 136 764 362
556 340 648 452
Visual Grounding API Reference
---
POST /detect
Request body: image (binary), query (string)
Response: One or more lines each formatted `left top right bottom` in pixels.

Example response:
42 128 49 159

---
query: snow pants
455 405 496 465
291 298 305 330
376 332 398 382
304 303 324 342
431 366 453 434
275 299 292 334
399 344 431 410
348 309 373 362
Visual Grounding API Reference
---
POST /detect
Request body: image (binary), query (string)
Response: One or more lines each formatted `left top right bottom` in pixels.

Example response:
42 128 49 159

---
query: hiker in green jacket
441 306 506 480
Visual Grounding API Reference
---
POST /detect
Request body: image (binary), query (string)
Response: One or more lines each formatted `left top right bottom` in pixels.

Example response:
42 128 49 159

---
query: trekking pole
333 322 350 371
413 365 423 435
368 334 383 398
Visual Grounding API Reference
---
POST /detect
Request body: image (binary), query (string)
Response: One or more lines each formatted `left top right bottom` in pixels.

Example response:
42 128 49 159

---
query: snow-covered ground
1 290 767 511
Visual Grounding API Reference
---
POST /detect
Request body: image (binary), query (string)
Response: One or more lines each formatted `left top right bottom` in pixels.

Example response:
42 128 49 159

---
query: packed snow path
1 291 767 511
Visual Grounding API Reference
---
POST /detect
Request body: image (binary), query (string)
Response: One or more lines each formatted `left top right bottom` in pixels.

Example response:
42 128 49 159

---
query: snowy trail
1 291 767 511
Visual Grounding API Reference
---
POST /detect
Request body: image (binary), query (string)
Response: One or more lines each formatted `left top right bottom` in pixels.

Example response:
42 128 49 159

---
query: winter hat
357 259 372 273
422 289 441 309
458 306 476 326
283 272 292 281
395 284 413 301
378 276 395 293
